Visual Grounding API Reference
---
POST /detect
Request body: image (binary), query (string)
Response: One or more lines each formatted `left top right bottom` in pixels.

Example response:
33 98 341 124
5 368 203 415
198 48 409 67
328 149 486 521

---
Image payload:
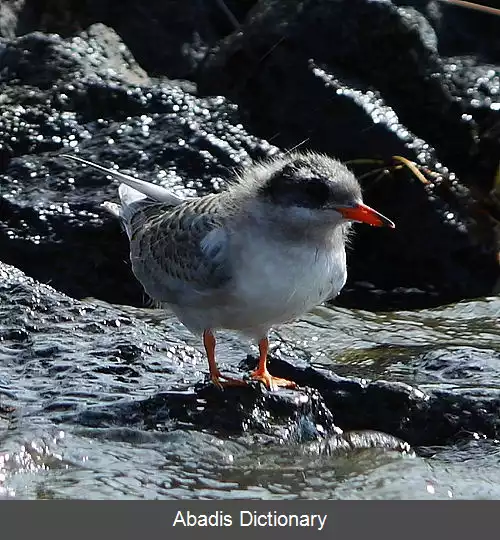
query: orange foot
211 372 249 389
249 369 298 391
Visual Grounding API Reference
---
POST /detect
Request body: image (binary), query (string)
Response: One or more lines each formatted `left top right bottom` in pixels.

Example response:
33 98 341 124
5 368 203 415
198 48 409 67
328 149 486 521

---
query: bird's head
242 151 395 235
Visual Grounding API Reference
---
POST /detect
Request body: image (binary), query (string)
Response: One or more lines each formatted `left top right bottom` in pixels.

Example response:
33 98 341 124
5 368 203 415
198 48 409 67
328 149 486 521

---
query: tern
63 151 394 390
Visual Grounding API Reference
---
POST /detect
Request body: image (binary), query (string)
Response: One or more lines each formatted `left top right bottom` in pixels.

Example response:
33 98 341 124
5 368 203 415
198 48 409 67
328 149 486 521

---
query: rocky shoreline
0 1 499 493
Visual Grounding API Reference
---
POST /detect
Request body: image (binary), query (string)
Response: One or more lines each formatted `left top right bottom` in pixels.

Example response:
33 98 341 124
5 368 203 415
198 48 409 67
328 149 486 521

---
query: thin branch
437 0 500 17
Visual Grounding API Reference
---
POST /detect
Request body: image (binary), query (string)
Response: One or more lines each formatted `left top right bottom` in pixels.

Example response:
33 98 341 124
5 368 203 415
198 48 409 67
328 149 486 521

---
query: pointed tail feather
61 154 184 205
63 154 185 240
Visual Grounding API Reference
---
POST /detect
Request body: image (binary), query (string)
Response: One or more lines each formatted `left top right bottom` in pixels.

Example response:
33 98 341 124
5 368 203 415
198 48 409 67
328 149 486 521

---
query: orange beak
335 202 395 228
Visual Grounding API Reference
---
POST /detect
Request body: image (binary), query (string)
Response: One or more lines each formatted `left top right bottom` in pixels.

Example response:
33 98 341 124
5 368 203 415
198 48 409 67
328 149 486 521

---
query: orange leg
203 329 247 388
250 337 298 391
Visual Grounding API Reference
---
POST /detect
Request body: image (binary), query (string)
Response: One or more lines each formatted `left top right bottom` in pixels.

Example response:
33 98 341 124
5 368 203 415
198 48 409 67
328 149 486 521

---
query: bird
62 151 395 391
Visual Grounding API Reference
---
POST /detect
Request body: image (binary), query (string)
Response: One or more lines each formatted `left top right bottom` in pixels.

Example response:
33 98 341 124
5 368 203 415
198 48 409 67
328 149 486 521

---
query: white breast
220 230 347 336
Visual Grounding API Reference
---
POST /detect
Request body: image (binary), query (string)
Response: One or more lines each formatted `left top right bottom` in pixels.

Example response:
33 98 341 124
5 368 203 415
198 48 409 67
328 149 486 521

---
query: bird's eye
261 165 332 209
302 178 330 208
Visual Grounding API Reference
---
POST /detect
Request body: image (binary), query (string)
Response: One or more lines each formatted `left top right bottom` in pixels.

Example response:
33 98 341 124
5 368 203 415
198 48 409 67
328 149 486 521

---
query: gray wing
127 195 232 305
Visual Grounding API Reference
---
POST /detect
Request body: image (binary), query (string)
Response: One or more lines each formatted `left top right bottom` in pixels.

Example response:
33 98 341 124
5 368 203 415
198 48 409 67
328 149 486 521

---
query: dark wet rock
0 0 256 78
0 25 149 89
198 0 500 308
72 386 338 442
72 387 414 455
199 0 499 188
240 352 500 448
2 260 499 456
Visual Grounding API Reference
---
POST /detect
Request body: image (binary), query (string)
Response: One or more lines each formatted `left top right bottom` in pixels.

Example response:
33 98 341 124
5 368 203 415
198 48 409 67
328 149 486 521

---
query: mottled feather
127 195 232 305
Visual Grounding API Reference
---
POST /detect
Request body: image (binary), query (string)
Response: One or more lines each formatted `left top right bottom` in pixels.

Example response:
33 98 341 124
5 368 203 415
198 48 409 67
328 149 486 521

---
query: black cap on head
258 152 362 209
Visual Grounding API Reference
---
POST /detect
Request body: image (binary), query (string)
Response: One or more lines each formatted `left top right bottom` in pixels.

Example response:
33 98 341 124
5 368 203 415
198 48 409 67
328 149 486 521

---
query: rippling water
1 288 499 499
